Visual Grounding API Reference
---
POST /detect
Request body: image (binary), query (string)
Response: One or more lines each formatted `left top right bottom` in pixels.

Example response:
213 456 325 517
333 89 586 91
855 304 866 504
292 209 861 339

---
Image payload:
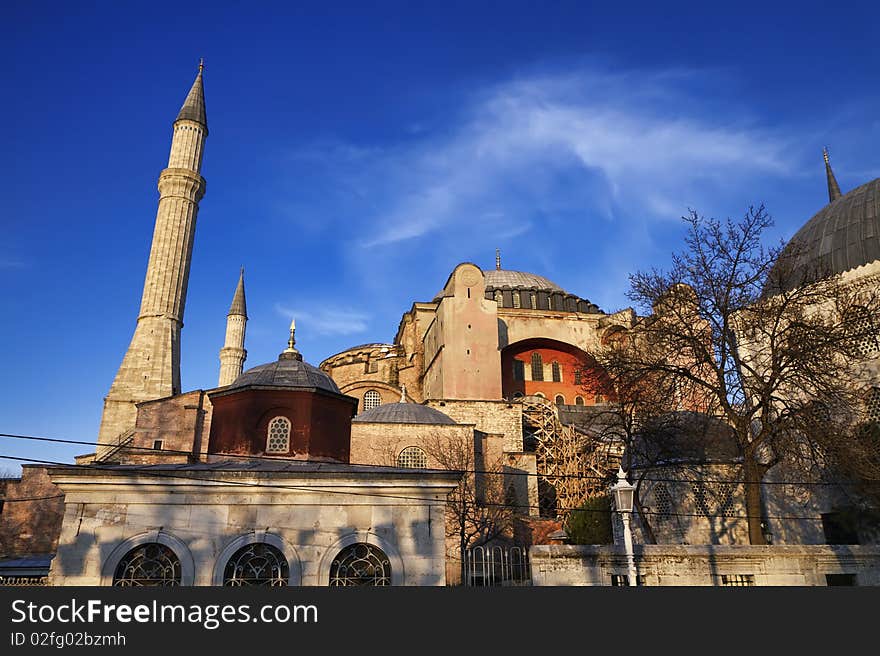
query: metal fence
465 546 531 586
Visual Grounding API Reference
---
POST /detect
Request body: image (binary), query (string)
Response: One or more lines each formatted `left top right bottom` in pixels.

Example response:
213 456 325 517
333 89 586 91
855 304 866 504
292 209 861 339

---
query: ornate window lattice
266 416 291 453
223 543 288 586
397 446 428 468
847 307 880 356
329 543 391 586
363 390 381 412
531 353 544 381
551 361 561 382
692 481 738 518
866 387 880 423
721 574 755 587
113 543 181 587
653 482 673 522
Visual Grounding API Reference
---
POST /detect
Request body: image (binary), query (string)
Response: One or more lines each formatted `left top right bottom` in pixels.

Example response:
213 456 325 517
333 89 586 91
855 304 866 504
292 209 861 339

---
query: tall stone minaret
218 268 248 386
96 63 208 459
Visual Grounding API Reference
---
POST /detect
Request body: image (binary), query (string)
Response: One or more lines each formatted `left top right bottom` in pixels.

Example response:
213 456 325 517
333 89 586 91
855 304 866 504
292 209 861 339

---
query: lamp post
611 467 637 586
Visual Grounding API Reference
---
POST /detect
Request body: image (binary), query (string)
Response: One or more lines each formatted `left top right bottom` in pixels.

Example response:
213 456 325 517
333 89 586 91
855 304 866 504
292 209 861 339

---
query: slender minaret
96 62 208 459
824 147 842 202
218 268 248 386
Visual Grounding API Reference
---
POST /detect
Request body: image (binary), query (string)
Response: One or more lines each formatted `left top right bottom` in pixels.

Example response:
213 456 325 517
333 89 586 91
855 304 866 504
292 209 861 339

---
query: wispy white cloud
274 303 370 336
284 67 793 251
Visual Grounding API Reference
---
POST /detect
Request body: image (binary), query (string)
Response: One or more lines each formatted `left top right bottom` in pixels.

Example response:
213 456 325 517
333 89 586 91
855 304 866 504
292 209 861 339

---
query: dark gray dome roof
229 357 341 393
768 178 880 293
353 403 456 425
484 269 566 292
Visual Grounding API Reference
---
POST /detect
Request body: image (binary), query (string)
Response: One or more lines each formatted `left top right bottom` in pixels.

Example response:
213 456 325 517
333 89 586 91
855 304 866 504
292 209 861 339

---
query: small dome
768 177 880 293
353 403 456 425
484 269 566 293
229 357 341 393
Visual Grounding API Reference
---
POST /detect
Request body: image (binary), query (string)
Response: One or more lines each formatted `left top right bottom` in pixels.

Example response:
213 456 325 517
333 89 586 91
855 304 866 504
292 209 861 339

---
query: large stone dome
484 269 566 293
228 356 341 393
353 402 456 425
768 177 880 292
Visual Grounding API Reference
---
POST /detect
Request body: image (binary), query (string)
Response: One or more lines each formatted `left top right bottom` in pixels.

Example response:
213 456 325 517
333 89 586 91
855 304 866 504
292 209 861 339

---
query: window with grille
847 307 879 356
611 574 645 586
531 353 544 381
223 543 289 586
825 573 857 586
329 543 391 586
721 574 755 587
397 446 427 468
866 388 880 423
654 483 673 523
113 543 181 587
363 390 381 412
691 481 738 518
266 416 291 453
574 369 582 385
551 361 561 382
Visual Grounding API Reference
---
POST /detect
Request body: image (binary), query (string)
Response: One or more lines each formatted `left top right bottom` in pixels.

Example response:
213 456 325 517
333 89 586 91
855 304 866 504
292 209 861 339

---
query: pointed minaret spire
97 65 210 459
218 268 248 386
496 248 501 270
280 319 302 361
176 61 207 129
824 147 842 203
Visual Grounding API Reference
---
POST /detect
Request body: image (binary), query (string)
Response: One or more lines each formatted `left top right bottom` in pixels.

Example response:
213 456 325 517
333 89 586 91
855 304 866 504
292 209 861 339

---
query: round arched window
397 446 428 468
555 395 565 405
223 543 289 586
329 543 391 586
363 390 381 412
575 396 584 406
113 543 181 586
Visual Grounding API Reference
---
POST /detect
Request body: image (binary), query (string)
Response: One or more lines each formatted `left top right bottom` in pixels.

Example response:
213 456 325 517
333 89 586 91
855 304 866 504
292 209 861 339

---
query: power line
0 453 839 522
1 430 874 488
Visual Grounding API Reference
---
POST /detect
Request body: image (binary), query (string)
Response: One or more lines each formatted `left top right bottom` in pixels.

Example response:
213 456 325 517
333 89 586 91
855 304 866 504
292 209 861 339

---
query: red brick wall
0 467 64 558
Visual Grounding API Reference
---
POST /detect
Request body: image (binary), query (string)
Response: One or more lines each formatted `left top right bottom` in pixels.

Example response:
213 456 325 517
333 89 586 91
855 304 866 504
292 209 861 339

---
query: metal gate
465 546 531 586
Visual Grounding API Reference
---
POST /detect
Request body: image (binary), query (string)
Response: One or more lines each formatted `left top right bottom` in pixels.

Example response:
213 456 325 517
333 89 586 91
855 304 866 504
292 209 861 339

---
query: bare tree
599 206 880 544
420 432 514 583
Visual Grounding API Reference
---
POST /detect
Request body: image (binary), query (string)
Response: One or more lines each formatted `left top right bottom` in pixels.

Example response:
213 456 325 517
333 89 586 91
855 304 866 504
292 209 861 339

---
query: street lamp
611 467 637 586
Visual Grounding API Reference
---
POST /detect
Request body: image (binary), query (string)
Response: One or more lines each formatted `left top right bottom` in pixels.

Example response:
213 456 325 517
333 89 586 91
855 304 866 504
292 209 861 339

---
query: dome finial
400 383 407 403
280 318 302 361
495 248 501 270
199 58 204 74
824 146 842 202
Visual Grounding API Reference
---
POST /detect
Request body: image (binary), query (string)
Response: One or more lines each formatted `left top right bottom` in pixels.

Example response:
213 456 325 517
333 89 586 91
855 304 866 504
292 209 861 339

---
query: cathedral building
3 63 878 586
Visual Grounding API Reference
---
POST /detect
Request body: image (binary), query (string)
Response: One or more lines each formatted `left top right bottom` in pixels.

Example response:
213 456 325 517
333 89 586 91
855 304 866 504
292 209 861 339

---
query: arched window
531 353 544 381
397 446 428 468
555 395 565 405
223 543 289 586
534 392 545 398
113 543 181 586
266 416 291 453
494 290 503 306
329 543 391 586
513 292 521 309
847 307 880 356
551 361 561 382
575 396 584 406
529 292 537 309
363 390 381 412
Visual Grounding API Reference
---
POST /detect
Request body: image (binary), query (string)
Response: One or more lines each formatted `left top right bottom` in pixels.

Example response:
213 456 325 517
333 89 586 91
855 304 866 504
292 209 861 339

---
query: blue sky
1 1 878 473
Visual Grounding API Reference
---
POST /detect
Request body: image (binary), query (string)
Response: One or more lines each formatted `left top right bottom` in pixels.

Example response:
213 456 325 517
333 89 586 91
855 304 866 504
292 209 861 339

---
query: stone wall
0 467 64 558
424 399 524 452
530 544 880 586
